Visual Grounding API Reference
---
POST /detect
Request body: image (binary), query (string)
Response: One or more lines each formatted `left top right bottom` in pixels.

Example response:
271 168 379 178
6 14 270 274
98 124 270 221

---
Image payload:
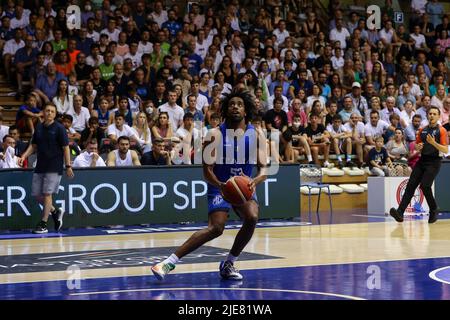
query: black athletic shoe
337 161 344 169
33 221 48 234
308 161 315 165
51 207 64 232
346 160 356 168
428 210 439 224
390 207 404 222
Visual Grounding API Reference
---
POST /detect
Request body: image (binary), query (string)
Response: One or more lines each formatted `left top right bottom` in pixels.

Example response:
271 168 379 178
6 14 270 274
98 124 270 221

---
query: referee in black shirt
390 106 449 223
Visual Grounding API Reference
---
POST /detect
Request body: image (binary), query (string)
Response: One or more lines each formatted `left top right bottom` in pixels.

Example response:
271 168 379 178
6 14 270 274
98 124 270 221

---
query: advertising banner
0 165 300 230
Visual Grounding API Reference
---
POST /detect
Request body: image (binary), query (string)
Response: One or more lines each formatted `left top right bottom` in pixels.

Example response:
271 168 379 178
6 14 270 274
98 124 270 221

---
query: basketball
221 175 254 206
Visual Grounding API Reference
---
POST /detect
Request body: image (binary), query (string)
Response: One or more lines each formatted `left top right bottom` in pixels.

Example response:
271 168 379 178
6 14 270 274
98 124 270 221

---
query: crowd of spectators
0 0 449 174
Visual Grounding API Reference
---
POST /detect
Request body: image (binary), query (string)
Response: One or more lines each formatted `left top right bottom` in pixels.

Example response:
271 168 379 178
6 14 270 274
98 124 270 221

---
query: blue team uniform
207 123 259 214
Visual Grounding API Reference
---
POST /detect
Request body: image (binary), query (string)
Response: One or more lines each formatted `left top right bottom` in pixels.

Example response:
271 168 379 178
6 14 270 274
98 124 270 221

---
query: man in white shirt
379 20 395 47
194 29 209 60
123 42 142 70
410 25 428 51
100 17 121 43
72 139 106 168
329 18 350 49
86 18 100 42
364 110 390 153
380 96 402 123
150 0 168 28
138 30 153 54
10 5 29 30
184 81 209 113
230 35 245 67
68 95 91 133
86 44 104 67
173 113 203 165
343 113 366 165
107 114 142 146
3 28 25 81
0 135 20 169
159 90 184 131
272 20 290 48
268 86 289 112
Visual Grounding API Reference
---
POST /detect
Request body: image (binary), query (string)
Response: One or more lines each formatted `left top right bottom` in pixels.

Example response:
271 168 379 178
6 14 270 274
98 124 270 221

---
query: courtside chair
299 164 333 224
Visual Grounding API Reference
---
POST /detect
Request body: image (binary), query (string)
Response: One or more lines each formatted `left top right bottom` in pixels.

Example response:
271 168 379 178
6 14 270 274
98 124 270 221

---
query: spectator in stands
3 28 24 82
405 114 423 143
15 94 42 134
132 112 152 154
52 79 73 115
380 96 402 124
141 137 172 166
386 128 410 162
185 95 205 124
305 113 331 167
79 116 104 151
327 114 354 168
158 90 184 132
368 136 392 176
107 113 142 148
0 135 20 169
281 113 313 163
14 35 39 100
34 62 66 103
106 136 141 167
339 96 360 123
8 125 28 159
68 95 90 133
343 112 366 166
72 139 106 168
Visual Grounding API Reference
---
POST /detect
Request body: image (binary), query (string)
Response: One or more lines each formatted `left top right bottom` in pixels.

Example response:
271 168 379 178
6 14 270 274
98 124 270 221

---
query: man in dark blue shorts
19 104 74 234
151 90 268 281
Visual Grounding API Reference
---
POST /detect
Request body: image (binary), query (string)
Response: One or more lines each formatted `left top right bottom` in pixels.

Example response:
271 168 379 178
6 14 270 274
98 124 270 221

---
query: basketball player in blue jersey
390 106 448 223
151 90 268 281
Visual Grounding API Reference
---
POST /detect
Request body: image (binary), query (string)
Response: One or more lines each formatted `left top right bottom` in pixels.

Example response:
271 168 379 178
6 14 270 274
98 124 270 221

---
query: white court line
429 266 450 285
69 287 365 300
352 214 389 219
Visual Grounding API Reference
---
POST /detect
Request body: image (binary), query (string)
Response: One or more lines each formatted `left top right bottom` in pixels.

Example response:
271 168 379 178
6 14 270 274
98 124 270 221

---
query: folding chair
300 164 333 224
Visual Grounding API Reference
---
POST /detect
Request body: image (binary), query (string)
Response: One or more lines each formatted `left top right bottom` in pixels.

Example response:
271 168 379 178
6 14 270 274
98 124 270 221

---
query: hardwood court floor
1 213 450 300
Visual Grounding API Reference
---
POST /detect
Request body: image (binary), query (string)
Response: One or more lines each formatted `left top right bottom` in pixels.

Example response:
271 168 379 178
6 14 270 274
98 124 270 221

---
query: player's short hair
118 136 130 143
428 105 441 115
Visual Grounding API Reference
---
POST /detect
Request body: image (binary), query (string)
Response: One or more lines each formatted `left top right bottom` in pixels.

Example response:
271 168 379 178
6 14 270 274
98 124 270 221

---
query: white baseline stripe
69 287 365 300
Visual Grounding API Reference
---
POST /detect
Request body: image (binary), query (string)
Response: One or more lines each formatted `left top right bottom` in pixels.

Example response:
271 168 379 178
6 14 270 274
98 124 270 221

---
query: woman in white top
263 46 280 73
132 112 152 153
52 79 73 114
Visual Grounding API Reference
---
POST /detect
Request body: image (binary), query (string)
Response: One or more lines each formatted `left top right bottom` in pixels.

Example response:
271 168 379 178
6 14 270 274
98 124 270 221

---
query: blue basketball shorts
207 192 258 215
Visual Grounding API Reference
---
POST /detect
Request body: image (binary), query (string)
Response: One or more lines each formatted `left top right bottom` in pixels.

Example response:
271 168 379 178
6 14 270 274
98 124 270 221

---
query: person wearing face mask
72 139 106 168
282 115 314 164
82 1 95 27
0 135 20 169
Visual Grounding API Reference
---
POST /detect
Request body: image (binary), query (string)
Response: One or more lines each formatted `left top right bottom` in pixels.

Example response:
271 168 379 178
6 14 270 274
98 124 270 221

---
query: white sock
337 155 342 162
164 253 179 265
227 253 238 263
307 154 313 162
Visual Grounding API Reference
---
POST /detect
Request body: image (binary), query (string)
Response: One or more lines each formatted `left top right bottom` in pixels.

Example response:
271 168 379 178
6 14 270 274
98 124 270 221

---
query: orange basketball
222 175 254 206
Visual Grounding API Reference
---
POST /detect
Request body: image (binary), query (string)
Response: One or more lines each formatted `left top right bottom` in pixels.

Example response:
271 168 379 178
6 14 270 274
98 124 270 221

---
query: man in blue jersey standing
151 90 268 281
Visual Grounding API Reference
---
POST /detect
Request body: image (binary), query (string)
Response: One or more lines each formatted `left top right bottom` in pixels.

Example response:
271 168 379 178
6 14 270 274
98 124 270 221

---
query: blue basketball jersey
208 123 258 195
